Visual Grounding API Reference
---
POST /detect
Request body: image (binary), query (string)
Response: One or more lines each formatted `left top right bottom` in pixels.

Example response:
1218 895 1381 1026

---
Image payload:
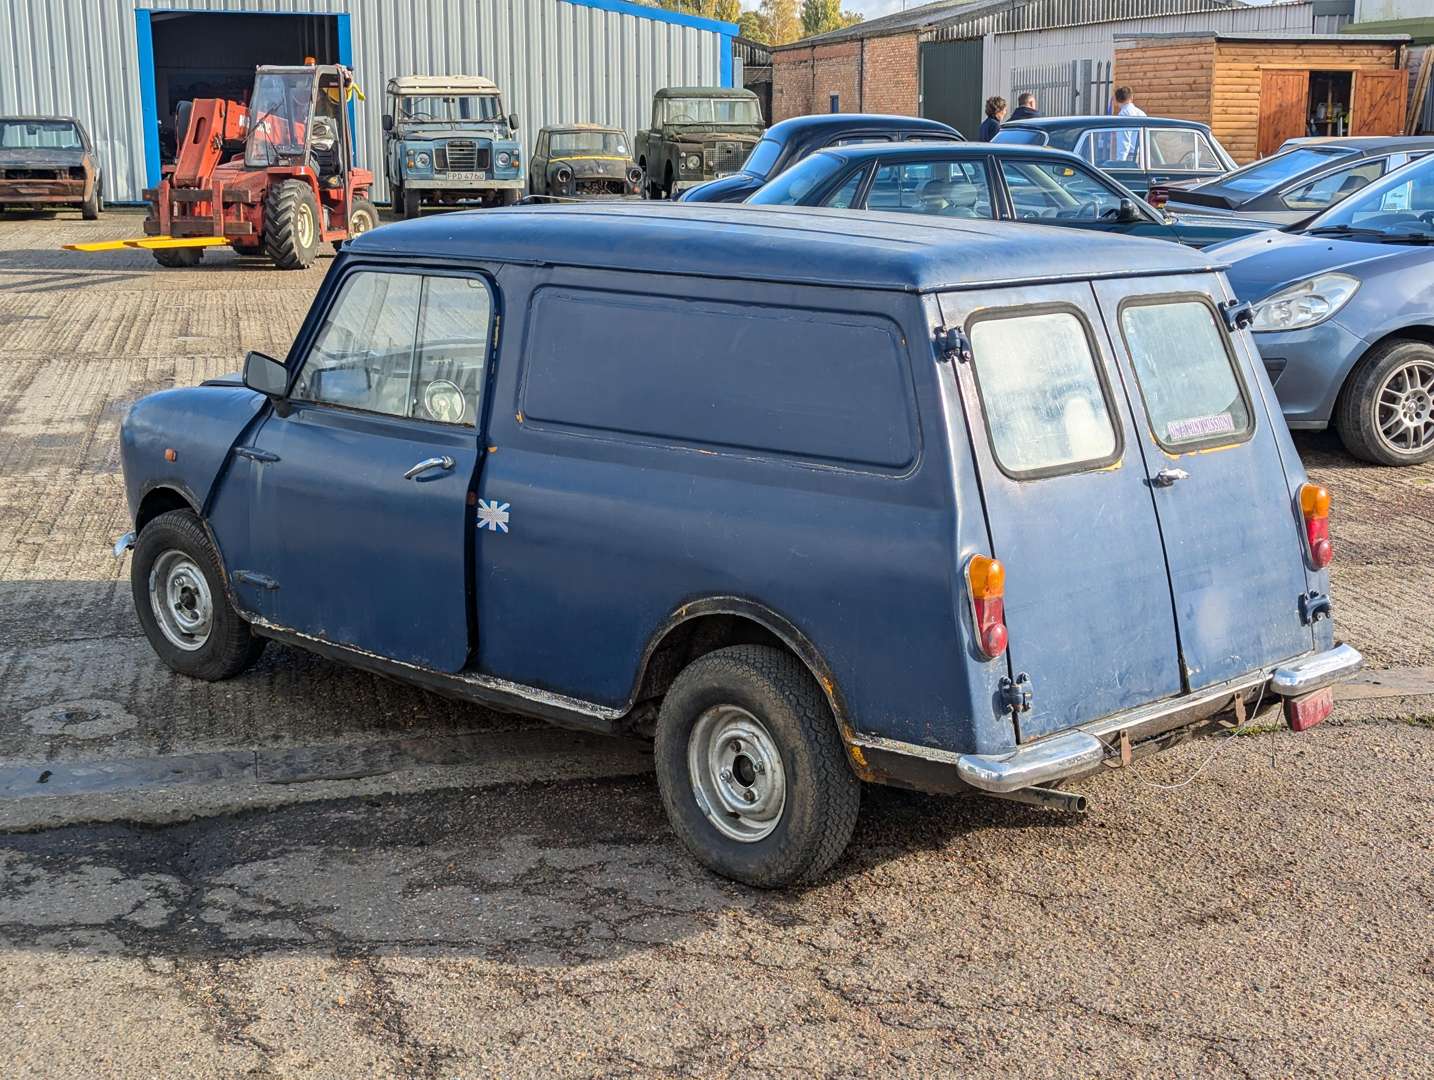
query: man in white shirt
1113 86 1145 162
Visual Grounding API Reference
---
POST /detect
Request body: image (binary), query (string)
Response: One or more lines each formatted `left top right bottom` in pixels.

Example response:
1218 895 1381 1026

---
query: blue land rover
382 75 523 218
115 205 1361 886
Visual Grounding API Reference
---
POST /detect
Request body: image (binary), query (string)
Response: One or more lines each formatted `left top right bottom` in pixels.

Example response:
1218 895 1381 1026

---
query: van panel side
473 265 995 754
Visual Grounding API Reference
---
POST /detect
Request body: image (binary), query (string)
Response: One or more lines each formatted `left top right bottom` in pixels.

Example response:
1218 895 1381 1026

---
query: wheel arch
1333 323 1434 411
135 484 199 534
627 598 862 766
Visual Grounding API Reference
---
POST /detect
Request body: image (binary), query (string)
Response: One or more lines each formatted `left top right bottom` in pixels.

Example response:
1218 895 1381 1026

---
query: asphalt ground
1 208 1431 1078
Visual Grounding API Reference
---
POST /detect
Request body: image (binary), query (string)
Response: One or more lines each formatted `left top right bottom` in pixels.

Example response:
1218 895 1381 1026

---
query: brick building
771 0 1352 139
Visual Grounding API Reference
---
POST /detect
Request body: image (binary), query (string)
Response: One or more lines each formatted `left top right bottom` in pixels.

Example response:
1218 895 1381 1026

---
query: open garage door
147 12 341 167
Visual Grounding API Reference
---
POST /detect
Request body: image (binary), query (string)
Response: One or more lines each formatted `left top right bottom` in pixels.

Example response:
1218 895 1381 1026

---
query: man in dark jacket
1009 92 1040 122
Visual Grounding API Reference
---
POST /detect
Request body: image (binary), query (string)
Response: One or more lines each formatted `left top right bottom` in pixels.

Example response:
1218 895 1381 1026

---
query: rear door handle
403 455 455 480
1153 468 1189 487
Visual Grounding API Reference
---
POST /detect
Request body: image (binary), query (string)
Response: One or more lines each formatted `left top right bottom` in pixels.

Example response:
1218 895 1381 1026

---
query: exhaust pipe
986 785 1089 814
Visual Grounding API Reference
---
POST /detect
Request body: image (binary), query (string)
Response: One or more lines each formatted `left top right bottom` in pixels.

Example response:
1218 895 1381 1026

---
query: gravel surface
1 208 1431 1078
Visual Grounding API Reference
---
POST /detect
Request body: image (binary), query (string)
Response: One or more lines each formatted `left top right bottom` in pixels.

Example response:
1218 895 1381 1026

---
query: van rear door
1092 274 1315 688
937 283 1185 741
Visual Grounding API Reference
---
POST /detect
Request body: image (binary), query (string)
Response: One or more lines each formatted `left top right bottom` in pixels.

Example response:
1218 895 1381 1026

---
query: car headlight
416 151 431 168
684 153 701 171
1250 273 1359 332
497 151 511 167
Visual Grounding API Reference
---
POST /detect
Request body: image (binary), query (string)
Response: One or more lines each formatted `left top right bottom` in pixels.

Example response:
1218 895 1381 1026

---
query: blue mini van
116 205 1361 886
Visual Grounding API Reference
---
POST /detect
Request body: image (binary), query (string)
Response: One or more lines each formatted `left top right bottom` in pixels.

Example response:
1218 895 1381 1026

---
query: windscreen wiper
1303 225 1386 239
1375 232 1434 245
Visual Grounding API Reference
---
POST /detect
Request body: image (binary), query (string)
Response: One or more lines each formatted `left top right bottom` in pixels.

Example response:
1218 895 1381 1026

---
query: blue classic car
746 142 1269 247
116 204 1360 886
992 115 1236 195
678 112 962 204
1213 153 1434 466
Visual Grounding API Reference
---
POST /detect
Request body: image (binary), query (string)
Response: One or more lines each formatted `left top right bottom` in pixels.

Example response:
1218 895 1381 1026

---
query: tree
738 10 772 42
761 0 801 45
714 0 741 21
800 0 863 37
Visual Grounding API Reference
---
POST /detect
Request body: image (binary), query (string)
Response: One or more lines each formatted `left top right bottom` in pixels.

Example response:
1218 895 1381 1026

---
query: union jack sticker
477 499 510 533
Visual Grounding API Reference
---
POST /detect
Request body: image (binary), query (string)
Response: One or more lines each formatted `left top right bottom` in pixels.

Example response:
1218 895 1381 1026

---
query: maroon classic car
0 116 102 218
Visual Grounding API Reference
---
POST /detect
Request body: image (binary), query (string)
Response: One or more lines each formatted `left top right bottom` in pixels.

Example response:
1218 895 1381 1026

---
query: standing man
1010 92 1040 121
978 96 1007 141
1113 86 1145 161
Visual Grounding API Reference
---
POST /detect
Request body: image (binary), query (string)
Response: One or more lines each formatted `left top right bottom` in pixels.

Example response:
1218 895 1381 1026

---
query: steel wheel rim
148 550 213 652
1375 357 1434 455
687 704 787 843
351 208 372 235
296 203 315 248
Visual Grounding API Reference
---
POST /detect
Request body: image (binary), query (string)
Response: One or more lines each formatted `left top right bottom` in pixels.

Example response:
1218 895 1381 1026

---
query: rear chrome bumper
947 643 1363 794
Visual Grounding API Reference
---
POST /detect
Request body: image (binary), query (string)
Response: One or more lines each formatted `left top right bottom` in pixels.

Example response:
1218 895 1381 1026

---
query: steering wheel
1076 200 1101 219
1099 204 1124 221
405 110 434 121
668 112 695 123
1177 150 1199 169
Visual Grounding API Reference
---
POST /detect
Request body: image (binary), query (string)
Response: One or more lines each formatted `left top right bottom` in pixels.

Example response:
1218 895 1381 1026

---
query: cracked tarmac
1 210 1432 1077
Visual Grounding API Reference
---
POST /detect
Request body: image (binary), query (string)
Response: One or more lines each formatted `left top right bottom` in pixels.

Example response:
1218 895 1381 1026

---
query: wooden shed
1114 32 1411 163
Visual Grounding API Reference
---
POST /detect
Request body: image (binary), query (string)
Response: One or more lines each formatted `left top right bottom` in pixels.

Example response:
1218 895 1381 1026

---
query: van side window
967 310 1119 477
292 270 492 426
1119 300 1252 450
521 288 917 469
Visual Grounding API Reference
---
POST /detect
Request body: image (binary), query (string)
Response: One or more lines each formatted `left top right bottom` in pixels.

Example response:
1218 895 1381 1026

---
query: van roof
348 203 1217 293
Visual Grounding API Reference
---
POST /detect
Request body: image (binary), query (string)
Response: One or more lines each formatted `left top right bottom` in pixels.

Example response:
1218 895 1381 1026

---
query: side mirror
243 350 288 398
508 112 519 131
382 113 393 132
1117 197 1142 223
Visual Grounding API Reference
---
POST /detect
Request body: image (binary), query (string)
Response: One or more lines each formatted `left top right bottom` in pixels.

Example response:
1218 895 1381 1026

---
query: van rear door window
966 309 1120 477
1118 299 1252 450
521 288 917 469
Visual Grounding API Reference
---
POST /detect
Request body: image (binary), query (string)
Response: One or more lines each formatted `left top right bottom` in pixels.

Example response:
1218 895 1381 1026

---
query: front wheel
1335 338 1434 466
654 645 861 888
401 186 421 220
152 247 204 268
81 178 101 220
263 179 321 269
130 510 265 681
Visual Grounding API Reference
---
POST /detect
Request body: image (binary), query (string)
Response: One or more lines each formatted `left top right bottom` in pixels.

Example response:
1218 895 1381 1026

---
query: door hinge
233 570 279 591
999 672 1033 714
1299 590 1332 624
935 325 973 363
233 446 280 463
1220 299 1254 332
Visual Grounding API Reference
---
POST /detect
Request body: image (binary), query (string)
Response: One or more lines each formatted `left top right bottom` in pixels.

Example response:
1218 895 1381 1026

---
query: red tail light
1300 483 1332 568
966 554 1007 659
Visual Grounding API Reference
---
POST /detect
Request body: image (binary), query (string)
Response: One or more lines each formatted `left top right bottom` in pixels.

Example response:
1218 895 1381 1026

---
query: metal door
1092 273 1315 689
920 39 984 140
938 284 1184 741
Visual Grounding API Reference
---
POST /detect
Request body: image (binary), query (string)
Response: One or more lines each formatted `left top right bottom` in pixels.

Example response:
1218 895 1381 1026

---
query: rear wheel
152 247 204 268
332 197 378 252
131 510 265 681
654 645 861 888
1335 338 1434 466
263 179 320 269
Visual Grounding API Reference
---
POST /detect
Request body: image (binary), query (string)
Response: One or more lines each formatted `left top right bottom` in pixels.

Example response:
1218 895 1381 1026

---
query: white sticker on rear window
1166 412 1236 441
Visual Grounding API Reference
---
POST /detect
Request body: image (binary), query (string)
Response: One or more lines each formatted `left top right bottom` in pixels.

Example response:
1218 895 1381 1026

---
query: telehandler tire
152 247 204 268
263 179 321 269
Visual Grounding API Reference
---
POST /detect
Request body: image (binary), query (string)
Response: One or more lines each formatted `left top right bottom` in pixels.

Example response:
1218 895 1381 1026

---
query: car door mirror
243 350 288 398
382 113 394 133
508 112 519 131
1117 197 1142 223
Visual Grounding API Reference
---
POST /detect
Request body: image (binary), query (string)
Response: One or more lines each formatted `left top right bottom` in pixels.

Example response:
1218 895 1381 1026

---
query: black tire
130 510 265 681
1334 338 1434 466
81 177 100 220
152 247 204 268
263 179 321 269
401 186 422 220
661 165 674 201
654 645 861 888
332 197 379 252
499 188 520 207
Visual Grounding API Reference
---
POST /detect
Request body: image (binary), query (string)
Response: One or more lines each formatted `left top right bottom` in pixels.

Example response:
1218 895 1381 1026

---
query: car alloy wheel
1376 356 1434 455
148 549 214 651
687 703 788 843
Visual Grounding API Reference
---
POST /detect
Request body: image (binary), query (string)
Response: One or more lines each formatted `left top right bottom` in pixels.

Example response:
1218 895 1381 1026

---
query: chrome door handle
403 455 455 480
1153 467 1189 487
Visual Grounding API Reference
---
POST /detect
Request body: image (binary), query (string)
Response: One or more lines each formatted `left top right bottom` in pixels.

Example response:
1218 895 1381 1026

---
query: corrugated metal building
0 0 736 204
980 2 1352 123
